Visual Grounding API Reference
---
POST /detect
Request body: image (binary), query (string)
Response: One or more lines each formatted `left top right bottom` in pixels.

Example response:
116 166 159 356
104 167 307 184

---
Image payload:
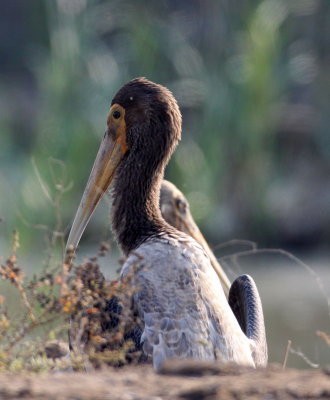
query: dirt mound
0 361 329 400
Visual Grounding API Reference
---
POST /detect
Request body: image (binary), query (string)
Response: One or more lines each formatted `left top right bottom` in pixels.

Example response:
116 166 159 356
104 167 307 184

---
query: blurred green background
0 0 329 368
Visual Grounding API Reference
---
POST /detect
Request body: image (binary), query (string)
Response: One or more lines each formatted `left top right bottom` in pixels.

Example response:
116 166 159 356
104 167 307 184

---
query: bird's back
120 234 255 370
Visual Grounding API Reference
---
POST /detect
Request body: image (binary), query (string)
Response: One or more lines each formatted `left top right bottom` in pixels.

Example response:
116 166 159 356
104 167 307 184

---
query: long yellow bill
66 104 127 252
175 208 231 298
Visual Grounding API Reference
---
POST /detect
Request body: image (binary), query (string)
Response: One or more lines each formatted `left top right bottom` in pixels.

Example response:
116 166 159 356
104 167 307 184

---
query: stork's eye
176 198 186 212
113 110 121 119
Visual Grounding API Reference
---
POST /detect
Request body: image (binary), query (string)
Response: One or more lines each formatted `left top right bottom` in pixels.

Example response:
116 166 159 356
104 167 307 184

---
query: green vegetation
1 0 329 253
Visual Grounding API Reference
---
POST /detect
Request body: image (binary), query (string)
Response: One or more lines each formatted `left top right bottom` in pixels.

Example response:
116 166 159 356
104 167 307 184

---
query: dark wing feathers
228 274 268 367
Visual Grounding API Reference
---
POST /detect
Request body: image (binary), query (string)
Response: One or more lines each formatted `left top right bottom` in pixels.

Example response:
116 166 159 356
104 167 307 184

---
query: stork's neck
111 157 166 256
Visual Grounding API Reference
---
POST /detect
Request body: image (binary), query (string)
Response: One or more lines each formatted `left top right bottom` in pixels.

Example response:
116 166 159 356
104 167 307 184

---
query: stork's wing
121 236 255 371
228 274 268 367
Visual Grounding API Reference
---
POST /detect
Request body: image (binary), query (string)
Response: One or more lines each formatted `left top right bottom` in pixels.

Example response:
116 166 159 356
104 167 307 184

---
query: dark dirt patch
0 361 329 400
